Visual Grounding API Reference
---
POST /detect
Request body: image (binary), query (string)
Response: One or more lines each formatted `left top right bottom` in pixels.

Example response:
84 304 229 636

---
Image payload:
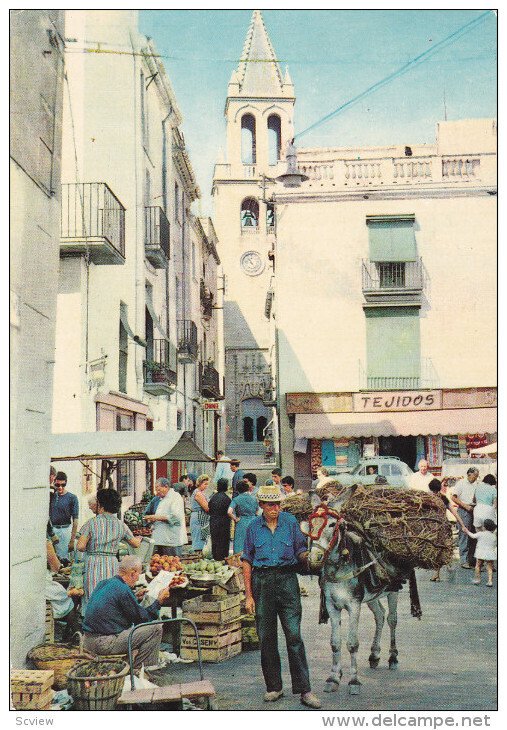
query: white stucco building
52 10 223 516
10 10 65 666
214 11 497 487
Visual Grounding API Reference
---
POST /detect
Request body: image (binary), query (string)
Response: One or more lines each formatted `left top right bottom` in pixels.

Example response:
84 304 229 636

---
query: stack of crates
11 670 54 710
181 594 242 662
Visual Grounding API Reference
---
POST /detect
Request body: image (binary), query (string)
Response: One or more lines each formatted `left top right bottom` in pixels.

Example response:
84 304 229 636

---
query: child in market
464 519 497 587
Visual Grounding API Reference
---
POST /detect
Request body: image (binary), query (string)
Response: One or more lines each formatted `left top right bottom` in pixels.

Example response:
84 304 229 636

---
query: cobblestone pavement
158 566 496 712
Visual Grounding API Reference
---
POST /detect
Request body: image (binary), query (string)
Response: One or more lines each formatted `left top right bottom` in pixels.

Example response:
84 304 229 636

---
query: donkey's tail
409 570 422 619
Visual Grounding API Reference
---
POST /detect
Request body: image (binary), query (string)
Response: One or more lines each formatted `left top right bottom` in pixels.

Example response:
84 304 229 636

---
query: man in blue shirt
49 472 79 560
242 485 321 709
231 460 245 498
83 555 170 670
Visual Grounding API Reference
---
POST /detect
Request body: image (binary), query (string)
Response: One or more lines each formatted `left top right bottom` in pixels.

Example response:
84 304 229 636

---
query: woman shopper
228 480 259 554
208 478 232 560
189 474 210 551
473 474 497 531
77 488 141 607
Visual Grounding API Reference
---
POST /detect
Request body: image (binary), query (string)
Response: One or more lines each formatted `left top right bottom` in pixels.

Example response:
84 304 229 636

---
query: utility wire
295 10 492 140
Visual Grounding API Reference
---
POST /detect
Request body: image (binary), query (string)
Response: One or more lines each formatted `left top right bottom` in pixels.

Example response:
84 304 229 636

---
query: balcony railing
177 319 198 363
200 280 213 320
60 182 126 264
199 363 223 400
359 358 439 391
145 206 170 268
143 339 177 395
362 259 424 292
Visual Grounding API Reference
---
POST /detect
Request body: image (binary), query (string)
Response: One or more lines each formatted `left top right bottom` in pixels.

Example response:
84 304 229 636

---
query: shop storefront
289 387 497 489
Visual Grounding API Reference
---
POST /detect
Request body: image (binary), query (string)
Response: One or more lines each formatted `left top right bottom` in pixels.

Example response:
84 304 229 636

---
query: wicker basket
66 659 129 711
27 643 94 690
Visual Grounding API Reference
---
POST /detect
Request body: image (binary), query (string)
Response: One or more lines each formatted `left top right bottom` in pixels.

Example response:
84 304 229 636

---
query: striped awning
295 408 497 439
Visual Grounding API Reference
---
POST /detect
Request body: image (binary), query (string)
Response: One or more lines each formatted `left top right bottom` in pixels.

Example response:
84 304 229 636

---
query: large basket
66 659 129 711
27 643 94 690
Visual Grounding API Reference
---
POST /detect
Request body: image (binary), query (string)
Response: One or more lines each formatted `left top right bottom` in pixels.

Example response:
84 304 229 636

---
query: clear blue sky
139 9 497 214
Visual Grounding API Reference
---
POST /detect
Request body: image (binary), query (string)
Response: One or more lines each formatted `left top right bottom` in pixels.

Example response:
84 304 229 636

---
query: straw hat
256 485 284 503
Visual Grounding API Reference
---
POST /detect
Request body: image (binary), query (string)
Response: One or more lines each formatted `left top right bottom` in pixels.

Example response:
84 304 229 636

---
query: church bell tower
213 10 295 465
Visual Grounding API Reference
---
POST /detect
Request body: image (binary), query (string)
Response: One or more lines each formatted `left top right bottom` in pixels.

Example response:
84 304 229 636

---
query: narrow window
267 114 281 165
266 202 276 232
243 417 254 442
241 114 256 164
241 198 259 229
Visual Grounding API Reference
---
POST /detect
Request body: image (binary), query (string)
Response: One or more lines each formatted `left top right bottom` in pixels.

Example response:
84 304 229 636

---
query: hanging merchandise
310 439 322 476
458 435 468 458
415 436 426 469
425 436 443 469
321 440 336 467
347 439 361 469
466 433 488 451
442 435 460 459
333 438 349 469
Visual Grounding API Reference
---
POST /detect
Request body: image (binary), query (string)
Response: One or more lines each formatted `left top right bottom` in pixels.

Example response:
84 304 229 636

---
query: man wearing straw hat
242 485 321 709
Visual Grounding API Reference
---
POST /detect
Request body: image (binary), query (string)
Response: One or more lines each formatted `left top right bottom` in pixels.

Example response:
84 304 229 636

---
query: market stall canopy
469 442 497 457
50 430 212 462
295 408 497 440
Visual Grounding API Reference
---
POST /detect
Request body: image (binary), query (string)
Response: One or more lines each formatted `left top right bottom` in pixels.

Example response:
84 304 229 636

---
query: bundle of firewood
281 494 313 521
339 486 454 570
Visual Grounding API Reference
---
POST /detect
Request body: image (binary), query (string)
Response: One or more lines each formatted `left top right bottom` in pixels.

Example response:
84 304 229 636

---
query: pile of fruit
183 559 229 577
149 554 183 575
124 507 152 536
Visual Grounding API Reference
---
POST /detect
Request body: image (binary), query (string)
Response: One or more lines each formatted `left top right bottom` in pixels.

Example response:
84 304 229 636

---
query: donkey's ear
310 491 322 508
329 484 359 511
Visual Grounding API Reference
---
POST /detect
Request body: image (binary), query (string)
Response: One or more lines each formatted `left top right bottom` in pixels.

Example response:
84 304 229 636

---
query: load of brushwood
281 493 313 521
315 480 344 502
338 485 454 570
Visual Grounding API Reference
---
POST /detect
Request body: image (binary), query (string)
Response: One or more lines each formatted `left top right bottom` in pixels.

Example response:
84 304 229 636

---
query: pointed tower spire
283 65 294 94
235 10 285 97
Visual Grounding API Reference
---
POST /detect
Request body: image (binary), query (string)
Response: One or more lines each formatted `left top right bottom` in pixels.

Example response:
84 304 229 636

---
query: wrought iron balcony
362 258 424 306
143 339 177 396
177 319 198 363
199 362 223 400
200 279 213 320
60 183 126 264
359 358 439 391
145 206 170 268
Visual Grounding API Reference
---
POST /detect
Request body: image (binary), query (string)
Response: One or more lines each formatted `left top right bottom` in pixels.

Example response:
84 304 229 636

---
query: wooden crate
181 619 241 638
182 593 241 624
181 627 242 651
180 553 202 565
44 602 55 644
11 670 54 695
11 688 53 710
180 640 242 663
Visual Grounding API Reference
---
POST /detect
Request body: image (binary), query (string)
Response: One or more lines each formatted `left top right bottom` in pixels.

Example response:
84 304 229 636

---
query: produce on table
67 587 84 597
182 559 230 576
149 554 183 576
168 574 187 588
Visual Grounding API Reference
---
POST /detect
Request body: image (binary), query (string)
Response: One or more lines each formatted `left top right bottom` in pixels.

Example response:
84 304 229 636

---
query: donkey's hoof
324 677 340 693
369 657 380 669
388 660 399 671
348 680 361 695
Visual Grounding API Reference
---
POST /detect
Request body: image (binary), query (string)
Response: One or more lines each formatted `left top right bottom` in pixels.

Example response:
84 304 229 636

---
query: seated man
46 541 81 644
82 555 170 669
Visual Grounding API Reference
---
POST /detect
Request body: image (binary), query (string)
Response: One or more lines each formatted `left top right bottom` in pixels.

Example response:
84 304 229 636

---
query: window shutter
367 216 417 262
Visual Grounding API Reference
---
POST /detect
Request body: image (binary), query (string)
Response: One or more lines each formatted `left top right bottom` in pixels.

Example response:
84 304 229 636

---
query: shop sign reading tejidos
353 390 442 413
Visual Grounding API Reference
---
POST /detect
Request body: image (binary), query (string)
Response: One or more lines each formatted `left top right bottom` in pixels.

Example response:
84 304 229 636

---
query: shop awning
50 430 212 462
295 408 497 439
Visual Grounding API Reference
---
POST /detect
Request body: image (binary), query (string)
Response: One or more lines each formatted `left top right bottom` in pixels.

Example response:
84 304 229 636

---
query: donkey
301 486 421 695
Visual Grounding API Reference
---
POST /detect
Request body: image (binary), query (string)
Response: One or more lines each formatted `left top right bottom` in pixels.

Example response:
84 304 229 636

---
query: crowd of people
44 453 496 709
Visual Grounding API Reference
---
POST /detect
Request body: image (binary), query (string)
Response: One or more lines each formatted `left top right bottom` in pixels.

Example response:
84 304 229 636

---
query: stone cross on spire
230 9 293 98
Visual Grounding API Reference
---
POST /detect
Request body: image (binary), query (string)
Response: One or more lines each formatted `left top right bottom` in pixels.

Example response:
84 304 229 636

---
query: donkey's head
301 502 343 569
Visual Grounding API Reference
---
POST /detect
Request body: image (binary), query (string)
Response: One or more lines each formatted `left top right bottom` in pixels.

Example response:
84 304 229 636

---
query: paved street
163 567 496 712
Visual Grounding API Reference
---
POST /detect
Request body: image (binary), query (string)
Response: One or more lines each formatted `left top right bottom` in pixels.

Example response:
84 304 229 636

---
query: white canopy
50 430 212 463
469 442 497 457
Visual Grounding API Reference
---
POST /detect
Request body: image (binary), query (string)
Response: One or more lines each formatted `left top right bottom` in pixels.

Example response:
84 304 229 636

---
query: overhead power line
294 10 492 140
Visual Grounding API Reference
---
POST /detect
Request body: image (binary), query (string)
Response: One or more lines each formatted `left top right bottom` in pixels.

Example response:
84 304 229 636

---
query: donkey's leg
366 598 385 669
386 592 399 669
347 600 362 694
324 597 343 693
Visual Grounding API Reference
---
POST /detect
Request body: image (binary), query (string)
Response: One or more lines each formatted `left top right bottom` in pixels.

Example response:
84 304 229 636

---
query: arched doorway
242 398 270 443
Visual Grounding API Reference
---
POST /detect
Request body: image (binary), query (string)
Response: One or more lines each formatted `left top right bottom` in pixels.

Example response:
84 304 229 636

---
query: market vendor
242 485 321 709
46 541 81 643
143 478 187 557
49 472 79 560
82 555 170 670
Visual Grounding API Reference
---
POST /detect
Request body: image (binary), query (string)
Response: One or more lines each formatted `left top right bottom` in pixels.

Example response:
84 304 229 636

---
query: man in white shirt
144 478 188 557
409 459 434 492
451 467 479 569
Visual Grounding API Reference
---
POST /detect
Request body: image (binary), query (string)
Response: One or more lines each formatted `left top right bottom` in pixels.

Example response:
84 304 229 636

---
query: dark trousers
210 518 230 561
456 508 476 566
154 545 183 557
252 568 311 695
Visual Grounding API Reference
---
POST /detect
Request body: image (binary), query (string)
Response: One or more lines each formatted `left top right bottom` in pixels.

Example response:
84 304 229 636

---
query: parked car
326 456 413 489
